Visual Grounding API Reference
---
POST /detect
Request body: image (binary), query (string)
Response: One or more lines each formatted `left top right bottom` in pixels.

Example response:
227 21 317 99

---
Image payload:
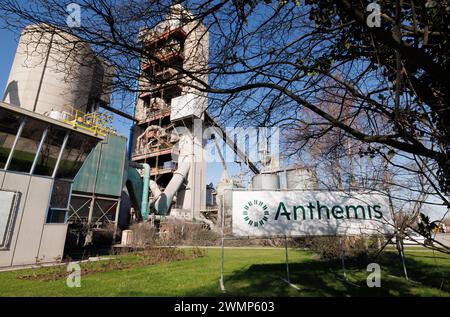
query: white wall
0 172 68 267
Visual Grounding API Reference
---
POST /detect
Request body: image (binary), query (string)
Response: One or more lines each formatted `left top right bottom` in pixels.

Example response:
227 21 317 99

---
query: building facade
0 102 100 267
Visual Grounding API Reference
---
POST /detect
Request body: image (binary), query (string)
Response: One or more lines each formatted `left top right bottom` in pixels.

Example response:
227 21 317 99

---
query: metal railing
63 106 116 136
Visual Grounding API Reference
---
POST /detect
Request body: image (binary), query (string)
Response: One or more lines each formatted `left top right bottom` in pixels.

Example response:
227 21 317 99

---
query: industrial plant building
131 5 209 222
0 5 317 268
0 101 101 266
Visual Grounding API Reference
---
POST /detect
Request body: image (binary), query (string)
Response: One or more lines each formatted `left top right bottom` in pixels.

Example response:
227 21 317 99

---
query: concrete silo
3 24 112 117
284 166 318 190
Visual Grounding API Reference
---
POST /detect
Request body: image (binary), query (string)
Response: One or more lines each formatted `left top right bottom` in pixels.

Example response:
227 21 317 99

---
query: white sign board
232 191 394 237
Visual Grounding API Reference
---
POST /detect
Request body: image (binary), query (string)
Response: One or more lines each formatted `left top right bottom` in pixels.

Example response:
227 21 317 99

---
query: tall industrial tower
131 5 208 221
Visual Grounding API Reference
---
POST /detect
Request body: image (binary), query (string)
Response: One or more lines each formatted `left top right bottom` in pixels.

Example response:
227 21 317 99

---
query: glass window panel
46 209 67 224
34 126 67 176
0 109 22 169
9 119 47 173
50 179 72 208
56 132 98 179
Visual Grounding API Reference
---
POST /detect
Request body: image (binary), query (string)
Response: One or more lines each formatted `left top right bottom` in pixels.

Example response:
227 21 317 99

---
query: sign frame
231 189 395 238
219 188 395 292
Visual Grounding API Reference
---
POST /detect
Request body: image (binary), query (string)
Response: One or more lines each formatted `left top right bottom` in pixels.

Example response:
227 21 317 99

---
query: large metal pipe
127 125 134 160
141 163 150 220
153 156 191 215
129 160 188 218
129 133 193 217
129 161 151 220
151 133 193 215
149 180 161 200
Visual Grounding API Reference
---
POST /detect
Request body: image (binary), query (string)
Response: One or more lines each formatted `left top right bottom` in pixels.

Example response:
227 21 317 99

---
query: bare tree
0 1 448 232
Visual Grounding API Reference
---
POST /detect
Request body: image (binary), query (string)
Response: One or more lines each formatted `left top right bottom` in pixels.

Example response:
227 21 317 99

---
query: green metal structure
72 134 127 197
126 166 144 215
68 133 145 243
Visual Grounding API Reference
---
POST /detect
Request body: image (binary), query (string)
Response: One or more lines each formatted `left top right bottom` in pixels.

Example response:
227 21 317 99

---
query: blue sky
0 28 17 99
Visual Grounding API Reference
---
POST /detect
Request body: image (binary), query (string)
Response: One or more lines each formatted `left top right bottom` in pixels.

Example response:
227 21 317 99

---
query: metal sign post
398 237 409 280
220 197 226 293
337 237 360 287
284 235 290 283
339 237 347 280
279 235 301 291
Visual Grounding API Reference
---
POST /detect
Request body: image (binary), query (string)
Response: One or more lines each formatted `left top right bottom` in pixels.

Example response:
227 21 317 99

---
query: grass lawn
0 248 448 297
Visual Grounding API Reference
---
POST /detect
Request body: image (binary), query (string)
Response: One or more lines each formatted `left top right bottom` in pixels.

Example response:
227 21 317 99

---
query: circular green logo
243 200 270 227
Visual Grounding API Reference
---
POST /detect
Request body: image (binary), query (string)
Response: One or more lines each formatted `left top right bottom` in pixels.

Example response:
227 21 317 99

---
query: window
55 132 98 179
34 126 67 177
46 210 67 224
0 107 98 178
0 109 22 169
50 179 72 209
46 179 72 224
9 119 47 173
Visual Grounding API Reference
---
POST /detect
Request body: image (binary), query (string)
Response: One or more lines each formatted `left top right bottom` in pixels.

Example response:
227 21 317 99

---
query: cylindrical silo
3 24 111 117
286 167 318 190
251 173 280 190
216 172 245 229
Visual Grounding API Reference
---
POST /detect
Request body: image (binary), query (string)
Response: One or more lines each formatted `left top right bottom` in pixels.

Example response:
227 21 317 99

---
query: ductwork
141 163 150 220
128 161 151 220
129 134 193 217
149 180 161 199
152 155 191 215
128 154 191 218
151 134 193 215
